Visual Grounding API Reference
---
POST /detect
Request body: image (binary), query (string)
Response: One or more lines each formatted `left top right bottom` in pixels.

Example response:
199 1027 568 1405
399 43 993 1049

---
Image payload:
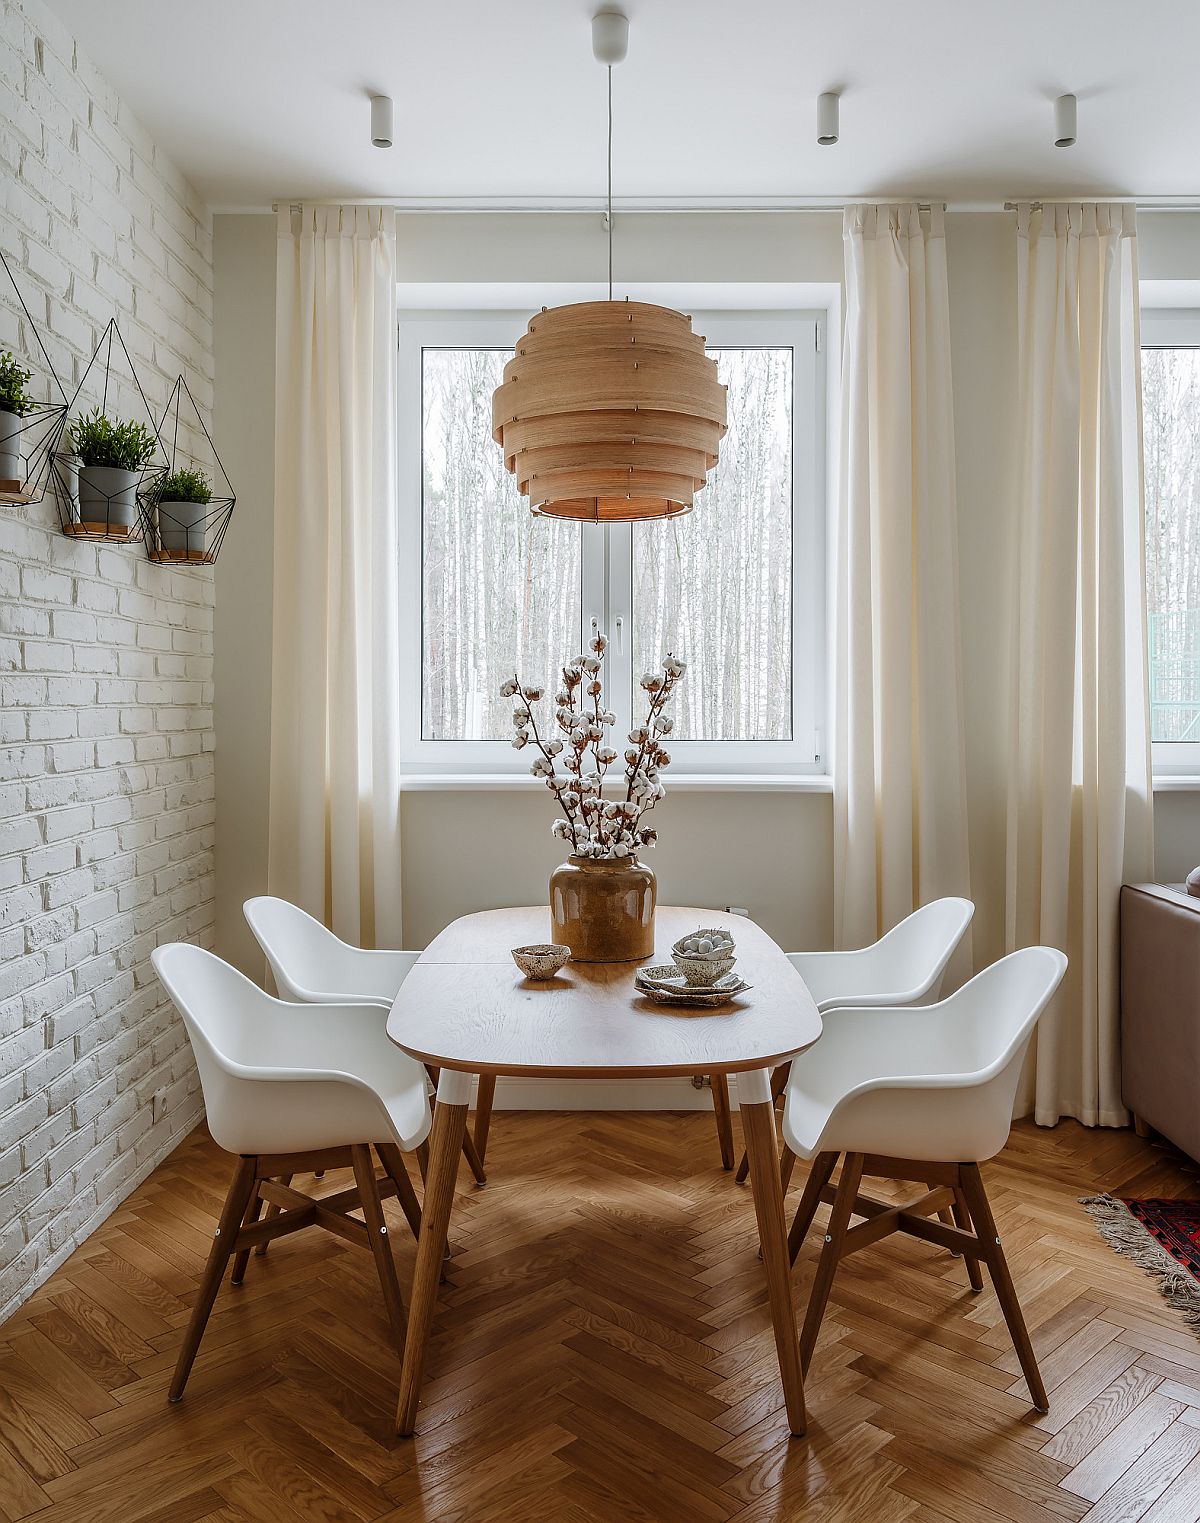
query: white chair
244 896 490 1184
717 898 975 1179
152 942 432 1403
781 945 1067 1413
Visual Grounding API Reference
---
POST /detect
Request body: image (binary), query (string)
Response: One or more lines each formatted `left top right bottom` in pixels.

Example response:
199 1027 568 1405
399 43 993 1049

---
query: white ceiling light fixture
370 93 393 149
817 91 839 146
1054 93 1077 148
491 9 727 524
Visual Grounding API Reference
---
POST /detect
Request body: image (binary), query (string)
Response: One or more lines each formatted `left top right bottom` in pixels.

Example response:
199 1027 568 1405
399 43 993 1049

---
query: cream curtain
1007 202 1152 1127
834 204 972 953
268 205 402 947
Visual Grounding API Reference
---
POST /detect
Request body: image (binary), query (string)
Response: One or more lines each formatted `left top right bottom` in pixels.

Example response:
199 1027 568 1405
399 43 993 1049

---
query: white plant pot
0 407 23 483
77 464 139 529
157 498 208 555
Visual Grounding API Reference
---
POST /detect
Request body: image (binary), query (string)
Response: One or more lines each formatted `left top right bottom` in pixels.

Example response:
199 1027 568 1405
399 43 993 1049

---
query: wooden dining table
385 904 822 1438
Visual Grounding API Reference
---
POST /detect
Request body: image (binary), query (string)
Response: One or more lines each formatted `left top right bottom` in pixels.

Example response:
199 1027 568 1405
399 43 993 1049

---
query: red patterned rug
1083 1194 1200 1330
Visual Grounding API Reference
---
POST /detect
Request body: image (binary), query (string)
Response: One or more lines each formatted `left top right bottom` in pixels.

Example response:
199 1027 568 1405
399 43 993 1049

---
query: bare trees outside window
632 348 793 741
1144 345 1200 744
422 349 582 741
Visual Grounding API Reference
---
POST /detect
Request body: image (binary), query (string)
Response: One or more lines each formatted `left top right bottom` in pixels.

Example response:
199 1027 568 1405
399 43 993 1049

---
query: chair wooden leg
460 1128 487 1187
788 1151 838 1266
952 1185 984 1291
799 1152 864 1371
375 1143 423 1243
169 1156 256 1402
474 1074 497 1165
254 1170 292 1257
230 1178 266 1285
711 1074 735 1170
415 1142 429 1183
780 1144 797 1198
350 1145 407 1355
958 1163 1047 1412
937 1204 961 1255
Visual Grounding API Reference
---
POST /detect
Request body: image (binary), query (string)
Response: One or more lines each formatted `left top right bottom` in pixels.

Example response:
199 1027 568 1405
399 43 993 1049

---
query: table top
386 906 821 1079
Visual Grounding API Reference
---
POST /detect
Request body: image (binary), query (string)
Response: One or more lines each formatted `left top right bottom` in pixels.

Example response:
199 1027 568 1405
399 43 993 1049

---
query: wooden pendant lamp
491 12 727 523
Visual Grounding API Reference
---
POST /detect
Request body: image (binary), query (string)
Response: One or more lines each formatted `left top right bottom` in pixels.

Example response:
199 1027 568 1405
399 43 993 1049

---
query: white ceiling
45 0 1200 208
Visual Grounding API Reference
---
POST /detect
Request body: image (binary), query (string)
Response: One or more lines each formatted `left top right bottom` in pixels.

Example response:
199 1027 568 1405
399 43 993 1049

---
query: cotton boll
511 732 529 749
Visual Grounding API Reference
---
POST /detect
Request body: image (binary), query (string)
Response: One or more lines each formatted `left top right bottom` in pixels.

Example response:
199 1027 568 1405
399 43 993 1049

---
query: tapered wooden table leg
396 1069 472 1437
740 1067 806 1437
712 1074 735 1170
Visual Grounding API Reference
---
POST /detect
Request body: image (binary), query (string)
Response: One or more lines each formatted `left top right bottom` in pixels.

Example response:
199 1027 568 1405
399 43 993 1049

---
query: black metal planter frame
0 248 70 509
52 318 169 545
140 373 235 565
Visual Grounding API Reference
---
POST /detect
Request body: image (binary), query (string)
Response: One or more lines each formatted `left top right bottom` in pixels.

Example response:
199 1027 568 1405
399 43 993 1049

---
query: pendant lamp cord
607 63 613 300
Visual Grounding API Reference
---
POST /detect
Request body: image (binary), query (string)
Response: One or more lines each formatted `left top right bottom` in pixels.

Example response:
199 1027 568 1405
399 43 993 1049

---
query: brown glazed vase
549 854 656 963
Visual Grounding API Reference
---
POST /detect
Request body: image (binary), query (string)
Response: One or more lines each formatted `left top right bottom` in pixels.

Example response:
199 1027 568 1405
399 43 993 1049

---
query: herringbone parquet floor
3 1111 1200 1522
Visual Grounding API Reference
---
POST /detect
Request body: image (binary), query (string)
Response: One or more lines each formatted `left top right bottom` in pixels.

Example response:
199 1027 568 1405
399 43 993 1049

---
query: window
398 308 827 775
1143 310 1200 770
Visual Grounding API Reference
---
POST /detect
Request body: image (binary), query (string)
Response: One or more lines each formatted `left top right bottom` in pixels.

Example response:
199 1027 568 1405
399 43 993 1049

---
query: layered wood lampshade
491 299 727 522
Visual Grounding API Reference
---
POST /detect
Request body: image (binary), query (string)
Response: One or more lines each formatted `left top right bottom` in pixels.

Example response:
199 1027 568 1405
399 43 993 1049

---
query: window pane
422 349 582 740
1145 347 1200 743
632 348 793 740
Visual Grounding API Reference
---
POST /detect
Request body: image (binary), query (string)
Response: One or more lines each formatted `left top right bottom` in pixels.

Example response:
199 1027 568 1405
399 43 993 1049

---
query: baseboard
478 1075 739 1110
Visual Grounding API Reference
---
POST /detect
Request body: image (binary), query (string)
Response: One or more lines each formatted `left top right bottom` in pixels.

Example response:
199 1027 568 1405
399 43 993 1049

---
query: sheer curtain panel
834 203 972 956
1006 202 1152 1127
268 206 403 947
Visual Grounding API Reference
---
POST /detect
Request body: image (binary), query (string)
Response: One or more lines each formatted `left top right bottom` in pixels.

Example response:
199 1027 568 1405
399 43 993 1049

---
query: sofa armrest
1121 883 1200 1162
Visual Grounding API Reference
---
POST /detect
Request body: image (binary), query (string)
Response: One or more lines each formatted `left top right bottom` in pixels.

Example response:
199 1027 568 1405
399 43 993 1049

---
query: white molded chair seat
153 941 434 1405
243 895 493 1182
782 945 1066 1165
787 897 974 1011
153 942 431 1156
721 898 975 1178
243 895 418 1005
780 945 1068 1416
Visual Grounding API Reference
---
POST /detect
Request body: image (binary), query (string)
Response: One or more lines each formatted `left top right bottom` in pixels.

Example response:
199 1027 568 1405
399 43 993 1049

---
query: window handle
615 615 624 653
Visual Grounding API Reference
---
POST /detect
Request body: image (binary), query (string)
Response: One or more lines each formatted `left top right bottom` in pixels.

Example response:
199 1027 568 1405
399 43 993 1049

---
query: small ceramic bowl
511 943 571 980
671 950 737 987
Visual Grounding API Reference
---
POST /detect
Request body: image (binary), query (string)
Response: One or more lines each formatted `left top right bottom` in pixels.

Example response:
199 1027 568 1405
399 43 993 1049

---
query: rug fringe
1080 1193 1200 1334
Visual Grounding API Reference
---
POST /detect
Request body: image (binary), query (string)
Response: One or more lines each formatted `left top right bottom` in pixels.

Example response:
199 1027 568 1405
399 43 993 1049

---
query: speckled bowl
670 950 737 987
511 943 571 980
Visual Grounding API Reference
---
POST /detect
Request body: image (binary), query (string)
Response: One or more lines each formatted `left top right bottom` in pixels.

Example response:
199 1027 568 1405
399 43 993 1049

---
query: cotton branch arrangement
501 632 686 860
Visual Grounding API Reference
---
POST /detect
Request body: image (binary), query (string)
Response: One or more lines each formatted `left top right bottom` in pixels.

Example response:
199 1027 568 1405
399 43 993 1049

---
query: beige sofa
1120 882 1200 1161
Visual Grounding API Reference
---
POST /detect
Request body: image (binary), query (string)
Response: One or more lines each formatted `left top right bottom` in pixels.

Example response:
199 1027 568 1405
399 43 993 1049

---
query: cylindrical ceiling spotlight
370 94 393 149
817 91 839 146
1054 93 1076 148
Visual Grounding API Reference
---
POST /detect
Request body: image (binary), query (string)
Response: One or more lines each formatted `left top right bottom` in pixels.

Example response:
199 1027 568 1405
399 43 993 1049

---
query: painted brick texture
0 0 214 1321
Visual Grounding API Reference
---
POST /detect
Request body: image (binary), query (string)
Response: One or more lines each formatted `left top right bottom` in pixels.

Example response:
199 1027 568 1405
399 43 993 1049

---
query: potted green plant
68 408 158 531
0 351 33 484
155 467 212 556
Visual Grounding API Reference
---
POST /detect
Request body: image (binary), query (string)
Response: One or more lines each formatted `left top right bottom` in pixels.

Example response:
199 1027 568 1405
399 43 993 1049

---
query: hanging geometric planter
139 374 234 565
0 249 70 508
52 319 167 544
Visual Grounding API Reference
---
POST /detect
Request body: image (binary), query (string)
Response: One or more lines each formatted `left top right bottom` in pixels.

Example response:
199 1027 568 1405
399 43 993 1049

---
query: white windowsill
400 773 834 793
1153 776 1200 792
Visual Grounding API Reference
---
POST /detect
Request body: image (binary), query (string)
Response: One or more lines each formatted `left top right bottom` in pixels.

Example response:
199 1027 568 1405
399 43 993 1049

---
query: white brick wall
0 0 214 1321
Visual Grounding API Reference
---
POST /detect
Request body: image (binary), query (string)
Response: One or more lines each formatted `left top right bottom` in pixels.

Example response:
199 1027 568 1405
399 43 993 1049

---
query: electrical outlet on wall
724 906 750 918
151 1087 169 1125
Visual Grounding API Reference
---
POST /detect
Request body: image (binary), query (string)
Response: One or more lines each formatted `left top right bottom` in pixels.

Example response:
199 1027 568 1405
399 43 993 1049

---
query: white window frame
397 302 829 778
1142 307 1200 775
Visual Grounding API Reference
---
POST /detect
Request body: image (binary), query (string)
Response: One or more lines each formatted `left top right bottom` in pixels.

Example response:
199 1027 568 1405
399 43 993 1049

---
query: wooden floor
2 1114 1200 1522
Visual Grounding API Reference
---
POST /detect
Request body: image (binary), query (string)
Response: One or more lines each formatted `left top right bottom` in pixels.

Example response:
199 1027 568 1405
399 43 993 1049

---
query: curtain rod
265 195 1200 216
